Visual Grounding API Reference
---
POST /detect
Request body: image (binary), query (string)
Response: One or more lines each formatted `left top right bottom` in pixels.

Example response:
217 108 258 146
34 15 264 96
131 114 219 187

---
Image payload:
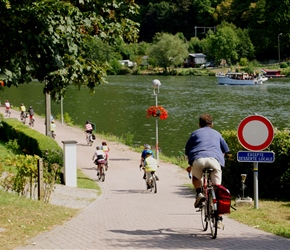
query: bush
221 129 290 200
280 62 288 68
239 58 248 66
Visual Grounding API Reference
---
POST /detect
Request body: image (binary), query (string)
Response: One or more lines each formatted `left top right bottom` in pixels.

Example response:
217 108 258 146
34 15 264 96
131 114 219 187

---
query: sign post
237 114 274 209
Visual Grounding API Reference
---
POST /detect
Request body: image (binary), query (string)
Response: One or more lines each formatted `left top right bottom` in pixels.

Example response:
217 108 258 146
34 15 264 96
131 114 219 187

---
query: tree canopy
0 0 140 99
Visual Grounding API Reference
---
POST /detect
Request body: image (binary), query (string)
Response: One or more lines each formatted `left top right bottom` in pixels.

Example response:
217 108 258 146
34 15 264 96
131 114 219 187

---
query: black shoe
143 174 146 180
155 176 159 181
147 184 150 189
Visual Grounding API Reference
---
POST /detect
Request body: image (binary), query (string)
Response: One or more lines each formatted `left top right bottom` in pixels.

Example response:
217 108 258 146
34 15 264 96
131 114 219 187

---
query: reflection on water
1 75 290 157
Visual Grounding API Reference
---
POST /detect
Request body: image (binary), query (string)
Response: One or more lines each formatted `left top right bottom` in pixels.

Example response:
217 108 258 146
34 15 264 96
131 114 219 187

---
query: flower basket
146 106 168 120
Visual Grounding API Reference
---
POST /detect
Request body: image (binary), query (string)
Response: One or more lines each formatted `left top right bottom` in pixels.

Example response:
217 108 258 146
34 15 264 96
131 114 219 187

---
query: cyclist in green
143 150 158 189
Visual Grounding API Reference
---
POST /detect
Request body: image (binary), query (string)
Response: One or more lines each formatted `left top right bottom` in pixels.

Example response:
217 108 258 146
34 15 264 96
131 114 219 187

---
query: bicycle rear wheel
152 175 157 193
101 165 105 182
201 198 208 231
208 190 218 239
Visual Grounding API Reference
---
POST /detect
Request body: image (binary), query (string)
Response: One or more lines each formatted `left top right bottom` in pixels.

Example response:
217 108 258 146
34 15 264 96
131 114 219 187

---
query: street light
152 79 161 162
278 33 282 63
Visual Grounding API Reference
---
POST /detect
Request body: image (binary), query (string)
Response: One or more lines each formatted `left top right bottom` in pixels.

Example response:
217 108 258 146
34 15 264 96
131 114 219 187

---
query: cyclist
4 100 10 115
139 144 154 180
20 103 26 120
185 113 229 226
102 141 110 169
51 120 56 138
84 121 93 142
92 146 107 176
85 121 93 133
28 106 35 125
143 150 158 189
102 141 110 158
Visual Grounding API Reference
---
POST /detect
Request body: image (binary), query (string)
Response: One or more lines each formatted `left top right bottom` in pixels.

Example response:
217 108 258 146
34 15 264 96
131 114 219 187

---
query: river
1 75 290 157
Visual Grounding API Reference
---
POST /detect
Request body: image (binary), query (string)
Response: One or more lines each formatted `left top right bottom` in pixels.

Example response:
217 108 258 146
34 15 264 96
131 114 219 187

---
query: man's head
144 144 151 149
199 113 213 128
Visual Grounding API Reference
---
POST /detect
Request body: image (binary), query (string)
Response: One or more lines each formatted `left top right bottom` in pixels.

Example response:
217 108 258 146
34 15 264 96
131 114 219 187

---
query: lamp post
278 33 282 63
152 79 161 162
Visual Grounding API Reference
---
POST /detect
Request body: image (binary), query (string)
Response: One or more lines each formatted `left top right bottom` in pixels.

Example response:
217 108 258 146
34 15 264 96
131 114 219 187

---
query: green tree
203 22 254 65
0 0 140 99
148 33 188 73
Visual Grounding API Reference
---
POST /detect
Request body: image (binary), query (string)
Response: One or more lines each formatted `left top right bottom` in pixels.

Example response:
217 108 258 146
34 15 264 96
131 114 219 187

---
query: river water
1 75 290 157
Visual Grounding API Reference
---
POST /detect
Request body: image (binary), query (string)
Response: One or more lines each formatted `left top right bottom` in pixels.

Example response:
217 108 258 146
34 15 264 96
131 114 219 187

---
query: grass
229 200 290 238
0 139 100 250
0 189 79 250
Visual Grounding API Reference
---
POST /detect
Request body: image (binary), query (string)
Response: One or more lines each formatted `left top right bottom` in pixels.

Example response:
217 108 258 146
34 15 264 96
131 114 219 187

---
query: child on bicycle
185 113 229 227
20 103 26 119
5 100 10 115
92 146 107 176
139 144 154 179
143 150 159 189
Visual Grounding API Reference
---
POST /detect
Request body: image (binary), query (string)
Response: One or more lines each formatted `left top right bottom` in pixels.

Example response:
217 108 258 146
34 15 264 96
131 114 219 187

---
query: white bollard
62 140 78 187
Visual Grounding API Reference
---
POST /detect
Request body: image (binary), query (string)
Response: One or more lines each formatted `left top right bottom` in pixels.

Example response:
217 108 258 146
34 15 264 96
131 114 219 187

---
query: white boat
216 72 268 85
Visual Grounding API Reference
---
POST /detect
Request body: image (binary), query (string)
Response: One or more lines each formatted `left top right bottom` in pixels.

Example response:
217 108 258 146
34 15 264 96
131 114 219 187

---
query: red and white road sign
237 115 274 151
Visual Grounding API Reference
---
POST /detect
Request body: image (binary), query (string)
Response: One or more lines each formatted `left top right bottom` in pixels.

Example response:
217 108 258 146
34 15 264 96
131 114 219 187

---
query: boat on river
216 72 268 85
262 69 285 78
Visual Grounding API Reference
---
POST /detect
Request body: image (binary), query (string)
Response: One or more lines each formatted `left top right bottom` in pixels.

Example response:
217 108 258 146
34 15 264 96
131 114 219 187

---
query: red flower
146 106 168 120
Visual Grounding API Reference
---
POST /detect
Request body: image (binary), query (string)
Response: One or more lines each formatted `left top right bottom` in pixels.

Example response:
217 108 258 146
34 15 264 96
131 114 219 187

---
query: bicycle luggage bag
216 185 231 214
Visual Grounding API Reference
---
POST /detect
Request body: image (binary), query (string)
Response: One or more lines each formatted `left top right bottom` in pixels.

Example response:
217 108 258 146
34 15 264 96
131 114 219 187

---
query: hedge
222 129 290 200
0 114 63 166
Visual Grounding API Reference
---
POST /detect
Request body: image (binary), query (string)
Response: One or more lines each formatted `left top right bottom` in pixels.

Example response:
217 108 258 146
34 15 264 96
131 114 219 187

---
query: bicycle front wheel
201 198 208 231
208 190 218 239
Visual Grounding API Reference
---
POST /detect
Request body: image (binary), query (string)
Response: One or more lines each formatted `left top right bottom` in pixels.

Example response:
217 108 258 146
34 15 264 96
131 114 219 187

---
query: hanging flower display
146 105 169 120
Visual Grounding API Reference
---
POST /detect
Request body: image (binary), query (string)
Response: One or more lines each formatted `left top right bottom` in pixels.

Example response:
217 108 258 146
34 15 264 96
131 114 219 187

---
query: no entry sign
237 115 274 151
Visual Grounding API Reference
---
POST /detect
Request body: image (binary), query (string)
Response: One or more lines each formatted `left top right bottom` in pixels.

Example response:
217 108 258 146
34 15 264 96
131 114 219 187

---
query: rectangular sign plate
237 151 275 163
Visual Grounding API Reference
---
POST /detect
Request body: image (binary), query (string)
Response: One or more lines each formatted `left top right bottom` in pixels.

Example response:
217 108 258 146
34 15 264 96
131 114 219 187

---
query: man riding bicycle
185 114 229 226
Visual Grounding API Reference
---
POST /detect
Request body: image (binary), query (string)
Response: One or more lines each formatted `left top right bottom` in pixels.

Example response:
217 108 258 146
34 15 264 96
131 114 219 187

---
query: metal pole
278 33 282 63
152 79 161 163
253 162 259 209
61 96 64 124
155 90 159 162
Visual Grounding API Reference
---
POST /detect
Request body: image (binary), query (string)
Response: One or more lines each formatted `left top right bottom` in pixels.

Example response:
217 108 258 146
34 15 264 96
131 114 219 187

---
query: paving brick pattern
1 107 289 250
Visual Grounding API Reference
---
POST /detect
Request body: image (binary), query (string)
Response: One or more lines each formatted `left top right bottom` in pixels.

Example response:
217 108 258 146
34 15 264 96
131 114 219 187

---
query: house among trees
183 53 206 68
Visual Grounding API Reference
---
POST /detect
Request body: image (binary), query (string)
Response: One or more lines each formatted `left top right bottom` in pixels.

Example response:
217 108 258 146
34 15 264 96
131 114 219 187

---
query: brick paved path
1 107 289 250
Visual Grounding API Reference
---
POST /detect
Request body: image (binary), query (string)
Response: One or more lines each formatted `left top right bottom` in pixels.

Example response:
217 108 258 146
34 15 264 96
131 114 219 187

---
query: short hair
199 113 213 127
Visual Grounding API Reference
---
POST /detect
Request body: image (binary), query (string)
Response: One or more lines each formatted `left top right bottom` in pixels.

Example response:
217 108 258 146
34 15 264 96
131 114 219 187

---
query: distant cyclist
4 100 10 116
28 106 35 125
84 121 93 134
185 113 229 227
20 103 26 119
143 150 159 189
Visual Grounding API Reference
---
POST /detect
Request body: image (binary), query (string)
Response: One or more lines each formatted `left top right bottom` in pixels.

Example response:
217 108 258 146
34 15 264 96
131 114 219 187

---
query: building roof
188 53 206 58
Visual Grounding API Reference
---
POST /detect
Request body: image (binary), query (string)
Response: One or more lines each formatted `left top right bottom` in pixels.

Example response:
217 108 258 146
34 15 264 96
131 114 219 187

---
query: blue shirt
185 126 230 167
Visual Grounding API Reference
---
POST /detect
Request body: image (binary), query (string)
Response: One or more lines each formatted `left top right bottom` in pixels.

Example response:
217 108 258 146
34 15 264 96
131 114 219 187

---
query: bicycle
5 109 11 117
96 159 106 182
86 132 94 146
198 168 219 239
20 112 27 124
29 116 35 127
51 131 56 139
146 170 157 193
